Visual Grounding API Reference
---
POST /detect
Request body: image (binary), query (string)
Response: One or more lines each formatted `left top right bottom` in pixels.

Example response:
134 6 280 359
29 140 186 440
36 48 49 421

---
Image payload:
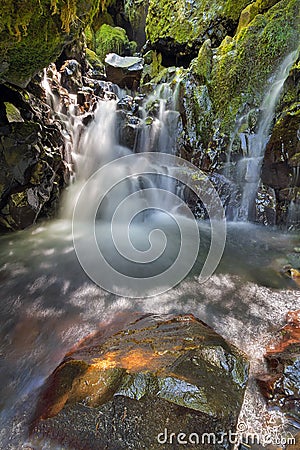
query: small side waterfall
227 50 298 222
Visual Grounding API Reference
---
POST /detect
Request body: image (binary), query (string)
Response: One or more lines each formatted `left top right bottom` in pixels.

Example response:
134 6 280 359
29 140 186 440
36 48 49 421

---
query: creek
0 53 299 449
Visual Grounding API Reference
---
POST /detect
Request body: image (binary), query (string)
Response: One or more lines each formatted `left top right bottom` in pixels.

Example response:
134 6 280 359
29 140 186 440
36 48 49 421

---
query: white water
228 51 298 221
62 80 184 223
0 219 299 449
0 66 300 449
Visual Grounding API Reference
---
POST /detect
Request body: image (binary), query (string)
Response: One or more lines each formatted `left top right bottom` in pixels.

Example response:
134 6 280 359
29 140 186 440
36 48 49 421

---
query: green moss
0 0 104 87
145 0 254 48
236 0 280 33
85 47 104 70
84 25 94 48
141 50 164 84
4 102 23 122
94 24 130 61
223 0 256 20
290 151 300 166
190 39 213 83
210 0 300 130
10 191 28 207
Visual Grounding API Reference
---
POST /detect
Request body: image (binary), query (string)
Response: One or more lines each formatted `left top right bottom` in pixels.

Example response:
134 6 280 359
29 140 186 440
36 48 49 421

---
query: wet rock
261 55 300 228
256 310 300 423
117 95 139 114
31 314 249 449
105 53 144 89
0 81 66 231
118 117 142 150
185 172 238 220
60 60 83 94
254 183 277 227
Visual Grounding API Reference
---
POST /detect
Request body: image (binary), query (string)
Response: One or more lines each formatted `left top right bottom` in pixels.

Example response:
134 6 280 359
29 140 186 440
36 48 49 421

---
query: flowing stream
226 50 298 222
0 62 300 449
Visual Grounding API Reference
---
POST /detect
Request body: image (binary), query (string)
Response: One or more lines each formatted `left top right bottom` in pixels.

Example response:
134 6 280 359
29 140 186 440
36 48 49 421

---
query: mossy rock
124 0 148 48
145 0 255 58
0 0 103 87
94 23 130 61
210 0 300 131
190 39 213 84
4 102 23 122
86 49 104 72
141 50 164 84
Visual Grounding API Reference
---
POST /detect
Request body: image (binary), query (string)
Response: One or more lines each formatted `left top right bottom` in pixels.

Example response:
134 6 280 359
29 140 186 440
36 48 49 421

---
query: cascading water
226 50 298 222
63 79 184 222
0 62 300 449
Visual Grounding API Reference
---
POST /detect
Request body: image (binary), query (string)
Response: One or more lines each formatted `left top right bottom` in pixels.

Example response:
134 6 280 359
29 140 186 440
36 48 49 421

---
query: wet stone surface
31 314 249 449
256 310 300 424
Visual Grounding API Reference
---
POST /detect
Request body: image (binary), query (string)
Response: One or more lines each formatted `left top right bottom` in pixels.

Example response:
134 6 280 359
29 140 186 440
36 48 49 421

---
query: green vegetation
0 0 105 86
94 24 130 61
210 0 300 130
145 0 254 48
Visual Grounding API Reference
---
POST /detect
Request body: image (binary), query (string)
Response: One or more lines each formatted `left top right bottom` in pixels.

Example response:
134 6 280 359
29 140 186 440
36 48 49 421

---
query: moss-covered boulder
31 314 249 449
94 24 130 60
210 0 300 132
145 0 255 63
0 0 103 87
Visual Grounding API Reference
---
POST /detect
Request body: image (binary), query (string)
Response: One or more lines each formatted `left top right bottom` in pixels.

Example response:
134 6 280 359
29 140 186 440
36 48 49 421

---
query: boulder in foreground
31 313 249 449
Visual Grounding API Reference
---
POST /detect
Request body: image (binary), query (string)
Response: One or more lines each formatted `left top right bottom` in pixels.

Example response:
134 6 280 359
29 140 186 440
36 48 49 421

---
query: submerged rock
31 314 249 449
256 310 300 424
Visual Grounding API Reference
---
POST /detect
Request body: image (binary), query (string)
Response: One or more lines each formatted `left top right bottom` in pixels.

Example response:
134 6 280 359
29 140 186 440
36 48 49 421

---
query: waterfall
228 50 298 222
1 63 300 450
62 80 183 220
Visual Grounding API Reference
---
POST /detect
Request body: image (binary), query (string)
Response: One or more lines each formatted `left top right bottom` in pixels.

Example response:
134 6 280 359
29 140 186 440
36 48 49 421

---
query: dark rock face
31 314 249 449
0 58 104 231
0 82 65 231
256 310 300 424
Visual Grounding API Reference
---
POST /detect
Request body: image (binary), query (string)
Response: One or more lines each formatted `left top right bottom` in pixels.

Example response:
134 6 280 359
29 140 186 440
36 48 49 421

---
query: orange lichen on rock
266 309 300 355
256 310 300 421
31 314 249 430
